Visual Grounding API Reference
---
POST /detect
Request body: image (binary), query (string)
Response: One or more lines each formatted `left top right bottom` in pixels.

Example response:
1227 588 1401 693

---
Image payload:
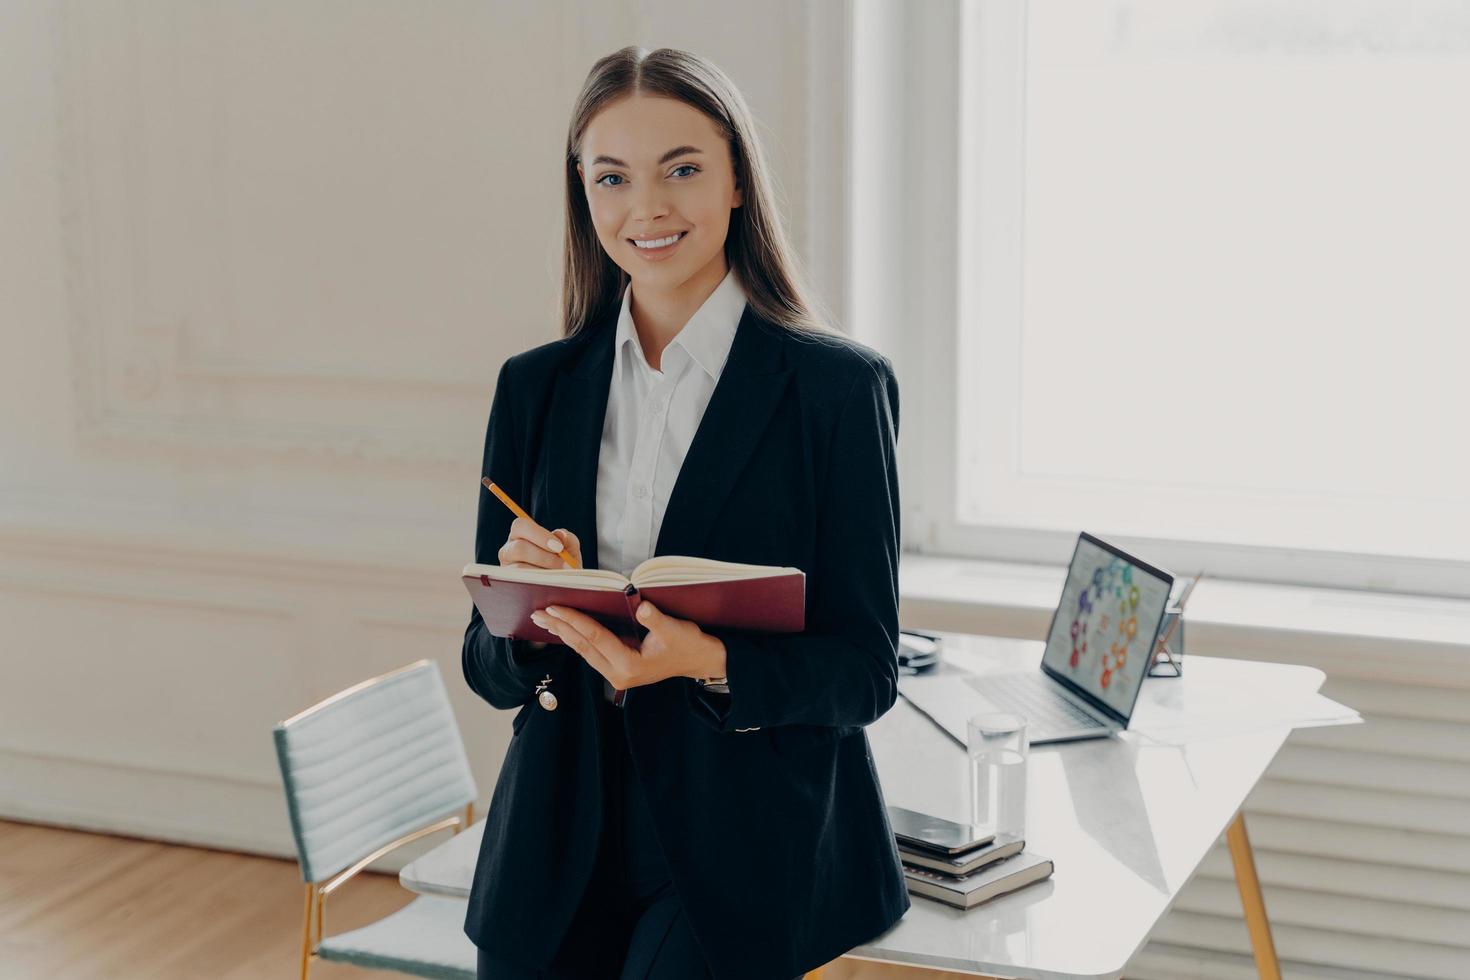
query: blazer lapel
543 316 617 573
541 303 794 573
655 306 793 559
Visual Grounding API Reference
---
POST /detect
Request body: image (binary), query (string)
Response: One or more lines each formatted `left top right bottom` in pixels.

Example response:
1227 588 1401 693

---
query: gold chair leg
299 882 317 980
1226 810 1281 980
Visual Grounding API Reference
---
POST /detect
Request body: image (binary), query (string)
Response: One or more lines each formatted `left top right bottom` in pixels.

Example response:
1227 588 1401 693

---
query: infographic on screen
1042 538 1171 715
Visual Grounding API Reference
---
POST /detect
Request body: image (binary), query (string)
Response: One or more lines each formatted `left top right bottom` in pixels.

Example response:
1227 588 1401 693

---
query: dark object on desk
888 804 993 857
902 851 1055 910
898 628 941 673
898 832 1026 876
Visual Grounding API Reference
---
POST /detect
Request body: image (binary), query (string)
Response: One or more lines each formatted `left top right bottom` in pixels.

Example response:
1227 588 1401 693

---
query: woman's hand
530 600 726 690
499 516 581 570
499 518 580 650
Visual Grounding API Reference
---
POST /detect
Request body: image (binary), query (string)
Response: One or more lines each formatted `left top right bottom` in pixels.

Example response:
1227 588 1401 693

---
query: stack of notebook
887 805 1054 909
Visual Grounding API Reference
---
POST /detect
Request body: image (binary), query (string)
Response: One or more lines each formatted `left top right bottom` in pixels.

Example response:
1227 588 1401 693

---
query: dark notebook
898 833 1026 876
887 804 995 857
462 556 805 645
902 851 1055 909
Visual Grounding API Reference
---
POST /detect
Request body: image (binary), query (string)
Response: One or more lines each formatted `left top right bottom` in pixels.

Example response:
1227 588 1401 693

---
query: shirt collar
613 268 748 382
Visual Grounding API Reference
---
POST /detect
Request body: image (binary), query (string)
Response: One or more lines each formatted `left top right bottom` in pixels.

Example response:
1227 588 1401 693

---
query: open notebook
462 555 806 645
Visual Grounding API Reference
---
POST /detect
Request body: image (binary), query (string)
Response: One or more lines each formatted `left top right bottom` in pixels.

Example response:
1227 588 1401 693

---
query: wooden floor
0 819 984 980
0 818 417 979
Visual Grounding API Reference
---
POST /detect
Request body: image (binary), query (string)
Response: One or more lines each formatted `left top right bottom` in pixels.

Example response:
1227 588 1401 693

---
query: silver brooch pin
534 674 557 711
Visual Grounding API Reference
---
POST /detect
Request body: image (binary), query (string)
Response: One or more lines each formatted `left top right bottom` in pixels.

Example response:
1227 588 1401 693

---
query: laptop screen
1040 533 1174 723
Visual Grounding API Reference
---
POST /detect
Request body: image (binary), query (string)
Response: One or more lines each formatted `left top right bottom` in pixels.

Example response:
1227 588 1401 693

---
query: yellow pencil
482 478 579 569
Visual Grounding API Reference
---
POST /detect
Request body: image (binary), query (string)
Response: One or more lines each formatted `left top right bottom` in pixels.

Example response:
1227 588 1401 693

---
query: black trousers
476 695 717 980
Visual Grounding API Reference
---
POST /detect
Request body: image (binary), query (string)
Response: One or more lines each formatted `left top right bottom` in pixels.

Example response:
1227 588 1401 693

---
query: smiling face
575 93 743 297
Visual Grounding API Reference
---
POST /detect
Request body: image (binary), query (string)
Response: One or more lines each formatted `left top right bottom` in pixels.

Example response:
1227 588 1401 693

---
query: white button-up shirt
595 267 748 577
595 268 747 702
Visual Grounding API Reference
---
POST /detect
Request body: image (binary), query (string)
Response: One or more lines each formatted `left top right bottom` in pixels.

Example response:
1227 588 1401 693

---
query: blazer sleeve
462 357 569 711
690 355 902 732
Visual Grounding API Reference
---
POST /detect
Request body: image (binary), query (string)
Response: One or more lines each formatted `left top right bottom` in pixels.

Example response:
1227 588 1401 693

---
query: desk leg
1226 810 1281 980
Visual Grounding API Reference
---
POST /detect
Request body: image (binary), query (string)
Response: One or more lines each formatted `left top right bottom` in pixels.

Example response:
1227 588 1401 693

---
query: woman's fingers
552 528 582 566
500 517 579 569
536 606 633 686
531 601 696 692
510 515 567 554
497 537 562 569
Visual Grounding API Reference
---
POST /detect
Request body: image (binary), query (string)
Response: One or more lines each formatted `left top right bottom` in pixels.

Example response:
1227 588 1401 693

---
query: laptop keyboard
964 673 1105 734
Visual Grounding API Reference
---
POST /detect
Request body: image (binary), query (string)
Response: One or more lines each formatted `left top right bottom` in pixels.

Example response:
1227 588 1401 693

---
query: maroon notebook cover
462 569 806 646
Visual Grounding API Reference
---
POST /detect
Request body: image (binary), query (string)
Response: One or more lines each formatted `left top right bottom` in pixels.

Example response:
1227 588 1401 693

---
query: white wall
0 0 843 860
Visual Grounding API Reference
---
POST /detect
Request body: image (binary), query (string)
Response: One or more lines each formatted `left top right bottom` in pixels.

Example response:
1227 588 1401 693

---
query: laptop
897 532 1174 745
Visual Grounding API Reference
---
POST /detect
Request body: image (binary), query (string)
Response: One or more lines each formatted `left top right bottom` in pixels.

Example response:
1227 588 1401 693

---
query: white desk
403 633 1360 980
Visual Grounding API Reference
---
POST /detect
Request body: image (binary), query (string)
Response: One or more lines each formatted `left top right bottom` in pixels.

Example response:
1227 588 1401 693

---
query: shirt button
634 485 649 500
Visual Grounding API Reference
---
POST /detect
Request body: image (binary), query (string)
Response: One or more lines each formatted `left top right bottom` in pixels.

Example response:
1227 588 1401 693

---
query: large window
938 0 1470 596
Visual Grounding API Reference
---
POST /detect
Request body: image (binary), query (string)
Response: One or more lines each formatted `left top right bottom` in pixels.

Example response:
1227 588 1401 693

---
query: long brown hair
561 46 837 340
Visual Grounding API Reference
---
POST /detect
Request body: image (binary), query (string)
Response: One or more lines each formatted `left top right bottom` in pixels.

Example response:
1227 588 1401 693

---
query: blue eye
594 165 699 188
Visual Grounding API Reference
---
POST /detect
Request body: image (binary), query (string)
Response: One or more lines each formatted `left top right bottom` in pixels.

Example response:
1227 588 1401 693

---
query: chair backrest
273 659 478 883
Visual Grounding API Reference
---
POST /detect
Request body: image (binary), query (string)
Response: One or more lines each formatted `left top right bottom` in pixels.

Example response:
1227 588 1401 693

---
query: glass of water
967 712 1028 838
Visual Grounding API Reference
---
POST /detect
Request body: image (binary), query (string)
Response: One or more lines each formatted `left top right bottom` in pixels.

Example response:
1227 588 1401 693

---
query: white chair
273 659 480 979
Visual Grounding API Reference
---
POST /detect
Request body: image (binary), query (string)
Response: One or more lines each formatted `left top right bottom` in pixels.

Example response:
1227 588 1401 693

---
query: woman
461 45 909 980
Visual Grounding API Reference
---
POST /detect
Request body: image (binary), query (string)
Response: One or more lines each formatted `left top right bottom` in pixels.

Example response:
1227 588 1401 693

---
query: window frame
844 0 1470 600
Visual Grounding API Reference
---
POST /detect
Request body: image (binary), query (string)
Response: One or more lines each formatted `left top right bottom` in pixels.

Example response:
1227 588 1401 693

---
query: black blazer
460 301 911 980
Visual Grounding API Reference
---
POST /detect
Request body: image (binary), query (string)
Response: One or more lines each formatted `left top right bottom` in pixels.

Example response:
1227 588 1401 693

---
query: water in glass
967 711 1028 838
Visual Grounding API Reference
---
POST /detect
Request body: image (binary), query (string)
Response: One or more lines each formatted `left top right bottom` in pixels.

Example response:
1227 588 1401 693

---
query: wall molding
0 748 449 875
51 0 486 465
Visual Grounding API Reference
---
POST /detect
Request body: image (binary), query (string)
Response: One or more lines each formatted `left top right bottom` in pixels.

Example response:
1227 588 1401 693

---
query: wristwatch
696 674 730 695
